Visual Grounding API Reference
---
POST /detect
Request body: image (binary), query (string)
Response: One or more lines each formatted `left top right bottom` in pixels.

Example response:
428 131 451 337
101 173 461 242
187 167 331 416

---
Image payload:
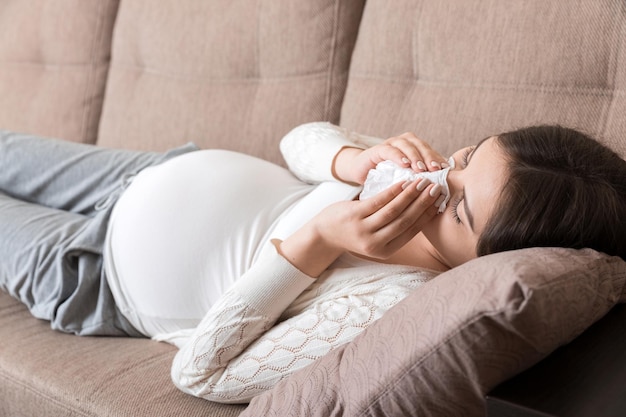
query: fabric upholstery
0 0 119 144
97 0 365 165
242 248 626 416
340 0 626 159
0 292 246 417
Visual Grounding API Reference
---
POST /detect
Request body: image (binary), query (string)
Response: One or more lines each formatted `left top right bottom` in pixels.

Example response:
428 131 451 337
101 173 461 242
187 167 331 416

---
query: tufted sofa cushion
340 0 626 158
0 0 119 144
96 0 365 165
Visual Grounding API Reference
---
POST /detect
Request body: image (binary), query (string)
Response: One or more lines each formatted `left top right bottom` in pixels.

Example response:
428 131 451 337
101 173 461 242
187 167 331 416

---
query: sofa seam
0 368 93 417
105 62 332 83
411 1 424 82
344 75 626 96
242 0 263 138
599 0 626 139
80 0 106 144
393 5 423 132
0 60 105 69
323 0 341 120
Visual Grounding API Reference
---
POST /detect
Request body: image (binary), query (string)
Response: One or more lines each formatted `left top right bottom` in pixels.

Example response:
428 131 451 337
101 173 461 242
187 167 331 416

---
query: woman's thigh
0 191 90 314
0 192 134 335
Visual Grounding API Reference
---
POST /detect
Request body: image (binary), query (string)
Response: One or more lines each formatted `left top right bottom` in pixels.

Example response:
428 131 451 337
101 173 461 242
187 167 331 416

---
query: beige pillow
242 247 626 416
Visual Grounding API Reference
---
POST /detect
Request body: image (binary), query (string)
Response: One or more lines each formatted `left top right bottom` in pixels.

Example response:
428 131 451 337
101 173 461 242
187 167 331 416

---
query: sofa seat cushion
0 292 246 417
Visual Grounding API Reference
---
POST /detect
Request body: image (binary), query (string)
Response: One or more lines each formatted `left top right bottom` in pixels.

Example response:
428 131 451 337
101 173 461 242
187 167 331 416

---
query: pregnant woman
0 122 624 402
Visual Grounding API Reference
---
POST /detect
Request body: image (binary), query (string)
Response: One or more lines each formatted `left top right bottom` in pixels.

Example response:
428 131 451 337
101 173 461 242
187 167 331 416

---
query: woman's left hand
277 178 441 277
333 132 448 185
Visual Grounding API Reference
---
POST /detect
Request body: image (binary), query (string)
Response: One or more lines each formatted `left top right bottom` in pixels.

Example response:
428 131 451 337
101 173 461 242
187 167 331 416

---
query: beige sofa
1 1 625 416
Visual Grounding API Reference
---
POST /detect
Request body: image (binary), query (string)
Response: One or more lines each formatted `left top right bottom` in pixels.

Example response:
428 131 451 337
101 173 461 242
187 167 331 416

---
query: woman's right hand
277 178 443 277
333 132 449 185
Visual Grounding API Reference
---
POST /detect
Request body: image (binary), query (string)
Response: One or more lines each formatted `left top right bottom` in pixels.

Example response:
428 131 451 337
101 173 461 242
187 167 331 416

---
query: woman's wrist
276 223 344 278
332 147 364 185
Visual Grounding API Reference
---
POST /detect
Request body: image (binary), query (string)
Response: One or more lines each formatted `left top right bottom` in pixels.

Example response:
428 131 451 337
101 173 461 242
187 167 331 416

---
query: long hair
477 125 626 261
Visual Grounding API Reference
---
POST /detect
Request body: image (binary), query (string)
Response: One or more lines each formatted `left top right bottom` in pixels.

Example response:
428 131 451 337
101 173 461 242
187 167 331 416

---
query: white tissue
359 157 455 213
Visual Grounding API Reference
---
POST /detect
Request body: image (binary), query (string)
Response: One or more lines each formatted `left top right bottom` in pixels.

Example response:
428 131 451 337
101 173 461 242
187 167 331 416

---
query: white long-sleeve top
105 122 438 403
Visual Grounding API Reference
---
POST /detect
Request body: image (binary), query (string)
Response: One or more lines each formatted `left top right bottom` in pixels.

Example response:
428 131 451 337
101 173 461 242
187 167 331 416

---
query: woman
0 122 624 403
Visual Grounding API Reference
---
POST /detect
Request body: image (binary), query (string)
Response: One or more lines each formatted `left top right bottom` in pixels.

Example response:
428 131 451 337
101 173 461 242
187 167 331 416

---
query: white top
103 122 439 403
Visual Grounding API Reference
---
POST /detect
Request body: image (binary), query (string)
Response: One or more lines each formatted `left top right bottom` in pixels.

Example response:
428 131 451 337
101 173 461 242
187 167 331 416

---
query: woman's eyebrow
466 135 489 164
462 187 475 232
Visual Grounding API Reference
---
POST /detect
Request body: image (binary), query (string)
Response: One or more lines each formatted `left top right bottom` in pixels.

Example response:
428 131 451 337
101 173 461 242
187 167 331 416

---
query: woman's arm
169 244 315 403
281 122 449 186
169 242 432 403
279 122 380 184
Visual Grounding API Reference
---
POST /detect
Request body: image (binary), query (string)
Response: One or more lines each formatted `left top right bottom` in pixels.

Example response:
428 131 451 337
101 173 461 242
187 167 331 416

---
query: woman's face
420 137 509 268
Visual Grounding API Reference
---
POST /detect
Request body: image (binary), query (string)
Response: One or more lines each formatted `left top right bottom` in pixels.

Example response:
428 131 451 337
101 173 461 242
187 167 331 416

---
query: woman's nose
445 168 462 197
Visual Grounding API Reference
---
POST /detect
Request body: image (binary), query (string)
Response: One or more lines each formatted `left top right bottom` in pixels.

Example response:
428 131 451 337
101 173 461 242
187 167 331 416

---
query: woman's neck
385 233 450 272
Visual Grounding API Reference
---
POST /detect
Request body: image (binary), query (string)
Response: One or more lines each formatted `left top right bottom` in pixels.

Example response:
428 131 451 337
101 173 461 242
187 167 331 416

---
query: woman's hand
277 178 442 277
333 132 449 185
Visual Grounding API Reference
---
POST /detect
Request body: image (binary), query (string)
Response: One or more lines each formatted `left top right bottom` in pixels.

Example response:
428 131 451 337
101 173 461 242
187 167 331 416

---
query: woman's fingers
358 179 443 258
372 180 439 234
353 131 447 185
385 132 448 172
379 191 440 254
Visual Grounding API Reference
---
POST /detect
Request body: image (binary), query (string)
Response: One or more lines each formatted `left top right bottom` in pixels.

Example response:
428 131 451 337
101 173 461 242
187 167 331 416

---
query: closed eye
451 194 463 224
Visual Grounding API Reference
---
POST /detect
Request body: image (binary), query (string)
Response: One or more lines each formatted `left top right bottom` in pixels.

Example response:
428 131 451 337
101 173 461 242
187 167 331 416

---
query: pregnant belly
108 149 311 323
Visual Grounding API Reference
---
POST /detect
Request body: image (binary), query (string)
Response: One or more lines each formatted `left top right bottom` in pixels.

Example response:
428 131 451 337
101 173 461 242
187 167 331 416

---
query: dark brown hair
477 125 626 261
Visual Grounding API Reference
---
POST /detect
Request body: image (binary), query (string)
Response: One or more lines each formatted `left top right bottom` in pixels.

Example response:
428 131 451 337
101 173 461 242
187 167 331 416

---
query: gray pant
0 130 198 336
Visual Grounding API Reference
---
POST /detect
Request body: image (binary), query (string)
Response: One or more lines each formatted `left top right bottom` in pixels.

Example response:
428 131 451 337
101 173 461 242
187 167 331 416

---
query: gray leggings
0 130 197 336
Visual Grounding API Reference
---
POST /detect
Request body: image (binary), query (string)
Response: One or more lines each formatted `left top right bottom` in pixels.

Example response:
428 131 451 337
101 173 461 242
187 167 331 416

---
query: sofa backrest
0 0 120 144
95 0 365 165
0 0 365 166
340 0 626 159
1 1 623 163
